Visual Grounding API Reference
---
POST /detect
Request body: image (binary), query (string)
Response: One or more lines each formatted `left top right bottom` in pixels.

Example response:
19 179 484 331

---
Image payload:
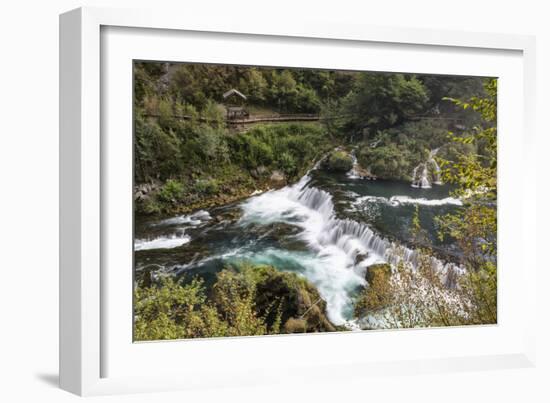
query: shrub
194 126 229 163
157 179 184 203
134 117 182 182
134 277 229 340
357 144 413 180
355 264 392 317
133 264 338 341
277 152 297 177
326 150 353 172
138 198 161 215
202 99 225 129
194 178 220 195
284 318 307 333
157 98 175 129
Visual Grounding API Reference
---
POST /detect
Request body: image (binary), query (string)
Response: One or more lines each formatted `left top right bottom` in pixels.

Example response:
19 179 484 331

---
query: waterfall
429 149 442 185
411 163 431 189
289 177 458 274
346 152 361 179
411 148 443 188
346 150 373 180
240 173 462 326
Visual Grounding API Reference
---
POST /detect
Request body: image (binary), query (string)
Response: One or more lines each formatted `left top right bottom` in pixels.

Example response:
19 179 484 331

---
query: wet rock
213 209 243 223
354 252 369 266
250 265 336 333
354 165 376 179
365 263 392 284
250 165 268 179
269 170 286 186
134 181 160 201
284 318 307 333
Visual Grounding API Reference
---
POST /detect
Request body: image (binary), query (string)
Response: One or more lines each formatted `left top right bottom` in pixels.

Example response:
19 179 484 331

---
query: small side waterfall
411 148 442 188
346 152 361 179
346 150 374 180
411 163 431 189
428 148 442 185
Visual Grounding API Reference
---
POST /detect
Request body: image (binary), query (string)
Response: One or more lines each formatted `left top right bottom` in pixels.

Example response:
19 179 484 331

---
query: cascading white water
352 194 462 207
411 148 443 188
411 163 431 188
428 148 442 185
240 173 461 326
346 152 361 179
135 234 191 251
135 210 211 251
420 164 431 188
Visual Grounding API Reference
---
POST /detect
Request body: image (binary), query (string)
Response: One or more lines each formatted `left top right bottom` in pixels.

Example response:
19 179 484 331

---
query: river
134 167 463 328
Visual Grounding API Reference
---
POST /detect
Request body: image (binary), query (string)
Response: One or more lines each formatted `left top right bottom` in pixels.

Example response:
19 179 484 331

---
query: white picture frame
59 6 537 396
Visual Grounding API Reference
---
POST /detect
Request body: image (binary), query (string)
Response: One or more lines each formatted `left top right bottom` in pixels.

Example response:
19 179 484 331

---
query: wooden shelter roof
222 88 247 100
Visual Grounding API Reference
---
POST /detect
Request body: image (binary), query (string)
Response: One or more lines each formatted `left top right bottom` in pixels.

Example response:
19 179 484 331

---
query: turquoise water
134 169 462 325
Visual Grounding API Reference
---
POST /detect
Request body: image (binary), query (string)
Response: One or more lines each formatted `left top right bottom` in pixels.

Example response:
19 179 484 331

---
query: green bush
194 178 220 195
357 143 417 181
134 116 182 182
277 152 297 176
157 179 184 203
326 151 353 172
194 126 229 163
134 264 338 340
158 98 174 128
139 198 162 215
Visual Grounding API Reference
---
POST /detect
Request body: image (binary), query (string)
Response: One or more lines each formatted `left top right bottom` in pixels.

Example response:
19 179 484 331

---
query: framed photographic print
60 7 537 396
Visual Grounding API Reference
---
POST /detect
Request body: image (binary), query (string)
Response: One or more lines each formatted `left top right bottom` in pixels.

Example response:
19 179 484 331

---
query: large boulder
248 265 336 333
134 181 160 202
269 170 286 186
354 263 393 318
365 263 392 284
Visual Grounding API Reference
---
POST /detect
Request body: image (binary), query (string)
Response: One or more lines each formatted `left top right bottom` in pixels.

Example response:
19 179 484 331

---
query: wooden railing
144 112 321 125
227 113 320 124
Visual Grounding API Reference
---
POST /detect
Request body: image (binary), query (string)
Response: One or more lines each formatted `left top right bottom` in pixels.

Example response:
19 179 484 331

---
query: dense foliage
134 264 336 340
437 79 498 324
133 61 496 338
354 80 498 328
134 62 486 194
324 150 354 172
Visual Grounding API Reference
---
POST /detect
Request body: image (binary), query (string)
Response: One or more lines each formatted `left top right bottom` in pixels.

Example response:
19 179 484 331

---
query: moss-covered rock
242 265 336 333
365 263 392 284
324 150 354 172
355 263 393 318
284 318 307 333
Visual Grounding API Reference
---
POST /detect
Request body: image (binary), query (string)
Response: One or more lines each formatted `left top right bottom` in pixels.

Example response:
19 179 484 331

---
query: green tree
343 73 429 134
134 264 337 340
134 277 228 340
437 78 498 324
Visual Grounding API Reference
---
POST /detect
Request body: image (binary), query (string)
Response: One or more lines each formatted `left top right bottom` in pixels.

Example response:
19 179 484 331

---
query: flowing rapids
240 175 462 324
135 166 463 328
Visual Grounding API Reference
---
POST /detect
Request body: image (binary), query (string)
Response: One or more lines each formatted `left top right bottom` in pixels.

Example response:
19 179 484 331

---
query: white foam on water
155 210 211 226
390 195 462 206
240 176 392 325
353 194 462 208
139 210 212 251
135 234 191 251
239 174 462 326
